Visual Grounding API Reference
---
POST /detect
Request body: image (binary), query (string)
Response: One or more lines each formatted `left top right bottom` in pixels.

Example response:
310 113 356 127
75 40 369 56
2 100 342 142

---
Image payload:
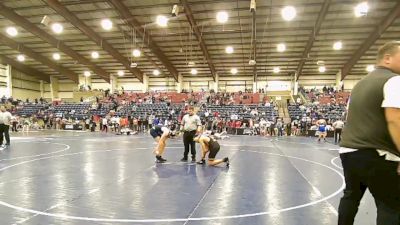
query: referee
338 41 400 225
0 106 12 147
180 106 202 162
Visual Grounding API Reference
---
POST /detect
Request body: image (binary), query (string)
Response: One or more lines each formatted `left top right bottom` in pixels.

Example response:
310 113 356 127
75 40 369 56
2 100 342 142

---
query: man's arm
382 76 400 155
385 108 400 179
385 108 400 154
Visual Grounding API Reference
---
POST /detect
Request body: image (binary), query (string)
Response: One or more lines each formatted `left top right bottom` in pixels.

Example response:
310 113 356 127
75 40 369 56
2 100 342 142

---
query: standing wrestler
150 125 176 163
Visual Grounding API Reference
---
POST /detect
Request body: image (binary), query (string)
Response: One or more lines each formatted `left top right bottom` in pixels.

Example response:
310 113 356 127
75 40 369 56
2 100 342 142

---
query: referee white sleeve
382 76 400 108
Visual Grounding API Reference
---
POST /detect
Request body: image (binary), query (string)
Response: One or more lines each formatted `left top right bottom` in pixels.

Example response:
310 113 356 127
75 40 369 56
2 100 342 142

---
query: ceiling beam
180 0 216 81
341 2 400 80
107 0 179 81
296 0 331 81
46 0 143 82
0 55 50 83
0 2 110 83
0 33 79 83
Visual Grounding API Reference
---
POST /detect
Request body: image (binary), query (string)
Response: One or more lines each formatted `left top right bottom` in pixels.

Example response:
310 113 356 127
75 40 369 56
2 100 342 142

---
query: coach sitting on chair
180 106 202 162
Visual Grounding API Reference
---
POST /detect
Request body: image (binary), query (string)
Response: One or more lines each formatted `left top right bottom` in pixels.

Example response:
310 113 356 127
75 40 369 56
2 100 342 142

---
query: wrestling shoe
223 157 230 167
156 155 167 163
197 159 206 165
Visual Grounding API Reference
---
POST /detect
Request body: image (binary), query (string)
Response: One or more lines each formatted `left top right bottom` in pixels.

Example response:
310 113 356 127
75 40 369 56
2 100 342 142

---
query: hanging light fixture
132 49 141 57
230 68 238 75
101 19 113 30
51 23 63 34
153 69 160 76
117 70 124 76
216 11 229 23
52 53 61 60
225 46 234 54
6 27 18 37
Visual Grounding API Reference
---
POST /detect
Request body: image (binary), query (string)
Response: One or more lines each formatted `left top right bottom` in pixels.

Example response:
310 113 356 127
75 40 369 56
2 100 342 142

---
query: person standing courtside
333 119 344 144
338 41 400 225
180 106 202 162
0 106 12 147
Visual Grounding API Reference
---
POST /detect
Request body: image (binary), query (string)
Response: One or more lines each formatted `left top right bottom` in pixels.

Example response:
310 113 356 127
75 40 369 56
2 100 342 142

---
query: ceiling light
84 71 91 77
101 19 113 30
230 68 238 75
51 23 63 34
281 6 296 21
17 54 25 62
191 69 198 75
52 53 61 60
273 67 280 73
153 69 160 76
132 49 141 57
225 46 234 54
216 11 228 23
6 27 18 37
333 41 343 50
366 65 375 72
156 15 168 27
319 66 326 73
277 43 286 52
117 70 124 76
354 2 369 17
91 51 99 59
188 61 195 66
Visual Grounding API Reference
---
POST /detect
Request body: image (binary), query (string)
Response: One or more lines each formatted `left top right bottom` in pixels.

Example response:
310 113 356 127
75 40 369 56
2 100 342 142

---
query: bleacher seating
90 103 183 119
17 104 47 116
202 104 277 120
288 104 346 121
288 104 303 119
49 103 91 119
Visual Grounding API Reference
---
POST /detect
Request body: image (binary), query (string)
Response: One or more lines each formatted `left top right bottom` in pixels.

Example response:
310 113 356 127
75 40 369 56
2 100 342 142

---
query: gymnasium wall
342 79 360 91
112 77 142 92
43 83 51 99
219 76 253 92
0 65 7 96
11 69 41 100
149 77 176 91
57 79 75 100
182 76 214 91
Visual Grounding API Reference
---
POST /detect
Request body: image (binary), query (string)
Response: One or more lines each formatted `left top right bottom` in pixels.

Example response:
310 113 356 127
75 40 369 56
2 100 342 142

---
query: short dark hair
377 41 400 62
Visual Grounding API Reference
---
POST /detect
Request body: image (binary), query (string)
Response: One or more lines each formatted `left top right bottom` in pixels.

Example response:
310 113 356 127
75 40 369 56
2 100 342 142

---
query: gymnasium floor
0 131 376 225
